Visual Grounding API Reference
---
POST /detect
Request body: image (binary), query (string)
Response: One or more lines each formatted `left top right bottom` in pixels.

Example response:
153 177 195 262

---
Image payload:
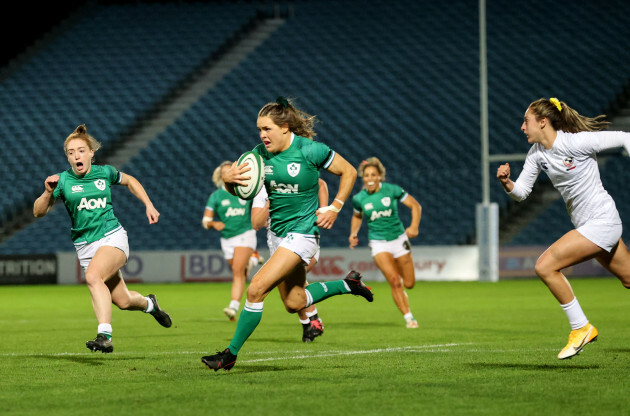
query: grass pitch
0 278 628 416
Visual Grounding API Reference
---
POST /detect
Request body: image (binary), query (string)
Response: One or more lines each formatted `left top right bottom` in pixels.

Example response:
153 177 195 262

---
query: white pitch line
0 343 463 358
241 344 461 363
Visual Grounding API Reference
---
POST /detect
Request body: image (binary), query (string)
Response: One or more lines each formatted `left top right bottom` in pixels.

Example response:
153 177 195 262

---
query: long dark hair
258 97 318 138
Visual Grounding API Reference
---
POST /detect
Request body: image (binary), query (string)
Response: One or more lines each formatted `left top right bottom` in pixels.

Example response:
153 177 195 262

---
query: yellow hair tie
550 97 562 112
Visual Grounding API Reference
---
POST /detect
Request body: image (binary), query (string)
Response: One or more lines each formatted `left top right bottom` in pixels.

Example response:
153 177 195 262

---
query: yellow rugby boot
558 323 598 360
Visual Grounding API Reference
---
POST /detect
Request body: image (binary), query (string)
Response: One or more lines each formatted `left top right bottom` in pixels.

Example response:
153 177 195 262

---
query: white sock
403 312 414 321
305 308 319 319
249 255 259 268
561 297 588 330
229 300 240 311
299 318 310 325
244 300 264 312
144 296 154 313
97 323 112 338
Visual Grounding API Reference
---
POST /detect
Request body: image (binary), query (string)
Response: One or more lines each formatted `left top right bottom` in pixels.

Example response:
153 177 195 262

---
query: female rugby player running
349 157 422 328
497 98 630 359
202 97 373 371
33 125 172 353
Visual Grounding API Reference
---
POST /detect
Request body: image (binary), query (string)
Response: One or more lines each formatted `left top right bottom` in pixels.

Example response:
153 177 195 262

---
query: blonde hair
64 124 101 153
358 157 386 183
528 98 610 133
212 161 232 188
258 96 317 139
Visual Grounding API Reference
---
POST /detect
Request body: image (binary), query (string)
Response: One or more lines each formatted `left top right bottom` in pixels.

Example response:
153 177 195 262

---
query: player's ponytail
528 98 609 133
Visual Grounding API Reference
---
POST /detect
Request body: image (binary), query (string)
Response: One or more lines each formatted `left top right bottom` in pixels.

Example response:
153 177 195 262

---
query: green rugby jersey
206 187 253 239
253 134 335 237
352 182 408 241
52 165 123 245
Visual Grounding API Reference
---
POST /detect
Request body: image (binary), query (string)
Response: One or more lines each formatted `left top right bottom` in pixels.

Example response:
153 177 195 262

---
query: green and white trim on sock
97 323 112 340
144 296 154 313
304 281 351 307
227 301 264 355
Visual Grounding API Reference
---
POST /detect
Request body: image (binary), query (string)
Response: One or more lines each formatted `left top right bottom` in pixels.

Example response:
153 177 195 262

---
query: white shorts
75 227 129 271
268 231 320 265
266 230 320 264
220 229 257 260
369 232 411 258
576 220 622 253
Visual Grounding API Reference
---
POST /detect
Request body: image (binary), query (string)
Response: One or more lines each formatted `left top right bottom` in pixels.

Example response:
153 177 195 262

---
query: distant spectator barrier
52 245 612 285
57 247 479 284
0 255 57 285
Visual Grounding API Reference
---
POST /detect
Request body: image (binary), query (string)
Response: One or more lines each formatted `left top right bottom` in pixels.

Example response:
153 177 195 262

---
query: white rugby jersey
508 130 630 228
252 186 271 231
252 186 268 209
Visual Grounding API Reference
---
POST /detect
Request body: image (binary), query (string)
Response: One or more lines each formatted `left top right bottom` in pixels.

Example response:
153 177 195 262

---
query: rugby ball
233 151 265 200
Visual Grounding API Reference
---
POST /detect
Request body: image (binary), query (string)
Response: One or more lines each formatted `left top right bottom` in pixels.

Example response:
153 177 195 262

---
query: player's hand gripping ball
234 151 265 200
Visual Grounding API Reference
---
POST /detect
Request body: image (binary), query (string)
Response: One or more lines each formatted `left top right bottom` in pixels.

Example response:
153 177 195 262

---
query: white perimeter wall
57 246 479 284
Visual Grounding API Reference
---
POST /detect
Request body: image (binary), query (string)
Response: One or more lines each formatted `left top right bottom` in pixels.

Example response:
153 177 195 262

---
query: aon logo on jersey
225 207 246 217
269 180 298 194
370 209 392 221
77 197 107 211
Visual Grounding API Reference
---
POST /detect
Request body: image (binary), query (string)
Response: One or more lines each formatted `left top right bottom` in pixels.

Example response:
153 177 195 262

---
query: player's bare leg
375 252 417 328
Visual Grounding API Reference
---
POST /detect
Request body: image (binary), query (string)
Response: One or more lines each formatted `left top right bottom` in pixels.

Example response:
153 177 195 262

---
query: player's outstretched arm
120 172 160 224
402 194 421 239
348 213 362 249
317 154 357 229
33 175 59 218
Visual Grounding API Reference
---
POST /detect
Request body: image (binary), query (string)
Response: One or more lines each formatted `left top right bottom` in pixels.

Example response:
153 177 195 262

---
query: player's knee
84 270 103 286
620 278 630 289
283 304 300 314
282 297 304 314
404 279 415 289
534 259 551 281
389 275 403 290
246 284 265 303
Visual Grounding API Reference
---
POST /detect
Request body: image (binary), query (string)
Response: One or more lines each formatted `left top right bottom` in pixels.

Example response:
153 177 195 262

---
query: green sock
305 280 350 305
227 301 263 355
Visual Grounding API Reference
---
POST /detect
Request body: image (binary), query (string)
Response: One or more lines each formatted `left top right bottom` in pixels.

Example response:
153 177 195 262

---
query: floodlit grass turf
0 278 628 416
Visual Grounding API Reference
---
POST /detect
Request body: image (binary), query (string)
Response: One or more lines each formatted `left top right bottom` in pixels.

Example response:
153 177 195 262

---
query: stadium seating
1 0 630 255
0 2 258 251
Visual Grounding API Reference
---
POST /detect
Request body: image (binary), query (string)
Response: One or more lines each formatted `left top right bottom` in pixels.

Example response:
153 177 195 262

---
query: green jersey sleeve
391 183 408 202
302 140 335 169
206 190 220 213
104 165 122 185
